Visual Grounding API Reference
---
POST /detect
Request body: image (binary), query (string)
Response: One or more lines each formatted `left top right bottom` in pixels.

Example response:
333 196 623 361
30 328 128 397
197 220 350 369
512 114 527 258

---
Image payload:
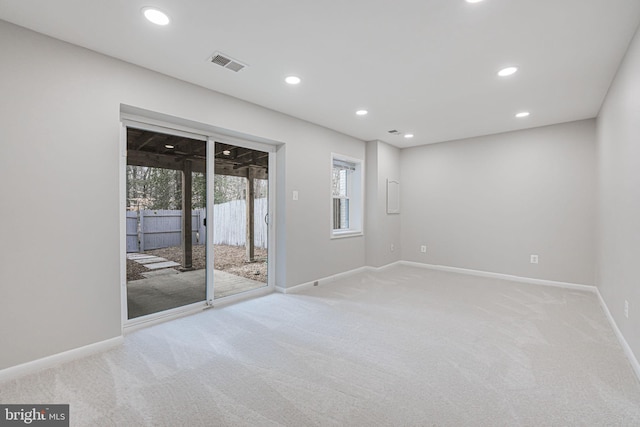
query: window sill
331 230 363 239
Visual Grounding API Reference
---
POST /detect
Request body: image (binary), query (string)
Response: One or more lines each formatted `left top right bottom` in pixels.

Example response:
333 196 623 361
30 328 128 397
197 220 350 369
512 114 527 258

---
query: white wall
597 26 640 363
400 120 597 285
0 20 365 370
365 140 402 267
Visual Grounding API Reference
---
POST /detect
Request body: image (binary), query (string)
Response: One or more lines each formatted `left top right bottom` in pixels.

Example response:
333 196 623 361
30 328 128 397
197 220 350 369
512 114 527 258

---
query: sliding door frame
119 114 277 331
206 135 277 304
120 120 209 329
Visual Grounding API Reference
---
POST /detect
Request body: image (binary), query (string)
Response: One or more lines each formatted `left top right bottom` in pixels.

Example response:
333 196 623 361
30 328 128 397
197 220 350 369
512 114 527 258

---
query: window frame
330 153 364 238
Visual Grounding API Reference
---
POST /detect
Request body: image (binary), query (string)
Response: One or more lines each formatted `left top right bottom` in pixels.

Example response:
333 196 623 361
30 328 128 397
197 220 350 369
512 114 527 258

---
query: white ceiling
1 0 639 148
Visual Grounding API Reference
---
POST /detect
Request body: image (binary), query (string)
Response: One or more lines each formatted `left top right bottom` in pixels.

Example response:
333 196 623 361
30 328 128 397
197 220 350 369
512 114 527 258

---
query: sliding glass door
122 122 275 322
210 141 270 299
125 127 208 319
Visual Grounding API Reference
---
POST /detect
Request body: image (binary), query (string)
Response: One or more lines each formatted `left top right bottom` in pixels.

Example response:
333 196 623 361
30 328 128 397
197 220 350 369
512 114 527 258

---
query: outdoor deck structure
126 128 268 264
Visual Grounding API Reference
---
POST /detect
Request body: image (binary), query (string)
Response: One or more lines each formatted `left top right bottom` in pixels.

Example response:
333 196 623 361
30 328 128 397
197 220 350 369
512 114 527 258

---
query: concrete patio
127 269 266 319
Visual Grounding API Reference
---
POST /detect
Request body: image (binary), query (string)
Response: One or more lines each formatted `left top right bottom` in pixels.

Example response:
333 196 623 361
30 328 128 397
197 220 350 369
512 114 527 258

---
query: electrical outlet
624 300 629 318
530 255 539 264
390 244 395 252
420 245 427 253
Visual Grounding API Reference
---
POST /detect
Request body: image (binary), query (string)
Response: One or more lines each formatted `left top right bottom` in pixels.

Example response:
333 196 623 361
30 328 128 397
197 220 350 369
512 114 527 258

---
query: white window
331 153 363 237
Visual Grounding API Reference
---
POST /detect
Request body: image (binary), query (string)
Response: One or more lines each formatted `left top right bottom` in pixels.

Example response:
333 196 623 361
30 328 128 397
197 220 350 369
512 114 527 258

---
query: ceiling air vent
209 52 247 72
388 129 401 135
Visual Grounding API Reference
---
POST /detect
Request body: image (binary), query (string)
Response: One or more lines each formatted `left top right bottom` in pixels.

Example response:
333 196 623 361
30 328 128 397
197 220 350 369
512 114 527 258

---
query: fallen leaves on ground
126 244 267 282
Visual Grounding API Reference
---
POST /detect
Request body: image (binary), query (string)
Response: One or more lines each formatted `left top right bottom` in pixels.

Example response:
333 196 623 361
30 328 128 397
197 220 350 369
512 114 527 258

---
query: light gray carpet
2 265 639 426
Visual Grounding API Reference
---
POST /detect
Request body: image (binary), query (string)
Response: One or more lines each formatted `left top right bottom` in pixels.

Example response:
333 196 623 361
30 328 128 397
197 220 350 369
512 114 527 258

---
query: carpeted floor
2 265 639 426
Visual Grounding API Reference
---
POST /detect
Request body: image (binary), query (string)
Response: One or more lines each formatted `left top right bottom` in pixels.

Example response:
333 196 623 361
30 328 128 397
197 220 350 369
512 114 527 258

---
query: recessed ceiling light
356 110 368 116
143 8 170 26
404 134 414 139
498 66 518 77
222 150 231 155
165 144 175 149
285 76 301 85
515 111 530 118
466 0 484 3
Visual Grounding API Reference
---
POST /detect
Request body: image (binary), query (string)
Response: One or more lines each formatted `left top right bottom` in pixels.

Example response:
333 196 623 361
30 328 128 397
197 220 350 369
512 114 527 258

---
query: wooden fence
126 199 267 253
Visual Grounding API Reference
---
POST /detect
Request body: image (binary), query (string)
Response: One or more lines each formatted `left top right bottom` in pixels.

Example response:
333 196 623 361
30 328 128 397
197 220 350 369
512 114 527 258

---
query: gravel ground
126 245 267 282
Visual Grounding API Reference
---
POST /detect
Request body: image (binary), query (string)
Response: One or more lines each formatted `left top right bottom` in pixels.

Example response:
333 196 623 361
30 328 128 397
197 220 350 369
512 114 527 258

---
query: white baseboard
276 261 408 294
278 260 595 295
277 266 372 294
400 261 597 293
365 261 403 272
0 336 123 383
595 289 640 382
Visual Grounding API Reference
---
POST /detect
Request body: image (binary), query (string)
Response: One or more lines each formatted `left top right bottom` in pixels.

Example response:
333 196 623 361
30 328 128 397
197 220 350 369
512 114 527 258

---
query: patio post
182 159 193 269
